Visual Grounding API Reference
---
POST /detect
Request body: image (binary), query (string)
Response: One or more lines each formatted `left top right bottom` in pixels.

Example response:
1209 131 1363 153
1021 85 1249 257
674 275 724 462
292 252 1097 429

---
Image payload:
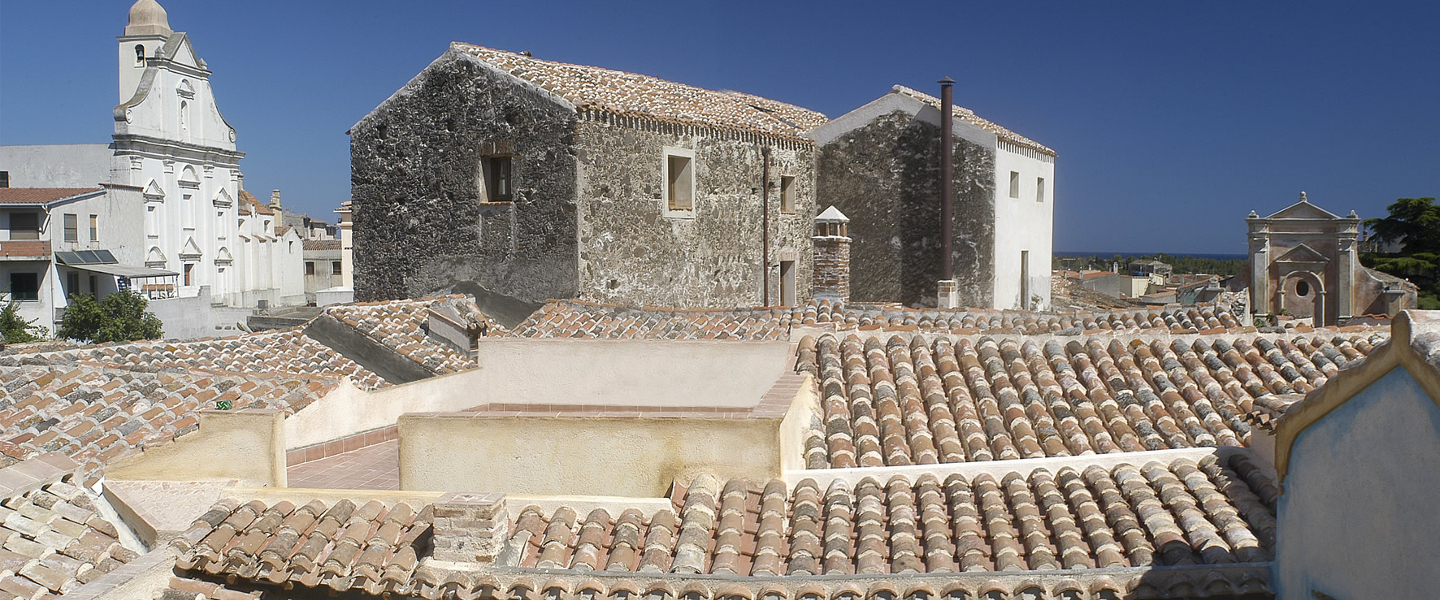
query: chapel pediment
212 188 232 208
1265 195 1343 220
145 246 167 267
214 246 233 265
1276 243 1331 264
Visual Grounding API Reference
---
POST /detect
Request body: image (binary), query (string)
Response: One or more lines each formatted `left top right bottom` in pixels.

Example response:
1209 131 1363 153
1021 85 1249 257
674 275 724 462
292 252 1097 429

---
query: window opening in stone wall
1297 280 1310 297
481 157 513 202
780 260 796 306
332 261 342 276
305 261 315 276
667 154 693 210
10 273 38 301
183 264 194 287
1020 250 1031 310
134 44 145 65
89 214 98 242
179 100 189 136
780 175 796 213
63 214 78 243
0 171 9 188
1009 171 1020 199
1036 177 1046 202
67 271 80 297
10 213 38 240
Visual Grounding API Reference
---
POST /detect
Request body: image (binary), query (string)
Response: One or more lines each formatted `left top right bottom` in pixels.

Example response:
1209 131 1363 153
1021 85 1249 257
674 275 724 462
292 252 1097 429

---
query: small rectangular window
1036 177 1046 203
89 214 98 241
305 261 316 276
484 157 513 202
89 275 97 295
1009 171 1020 199
780 175 796 213
10 273 38 301
667 154 693 210
332 261 342 276
779 260 796 306
9 213 38 240
63 214 77 243
0 171 9 188
183 264 194 286
67 271 80 296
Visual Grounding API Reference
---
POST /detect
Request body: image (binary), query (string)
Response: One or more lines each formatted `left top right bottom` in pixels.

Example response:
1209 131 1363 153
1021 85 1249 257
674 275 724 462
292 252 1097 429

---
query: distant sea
1056 251 1247 261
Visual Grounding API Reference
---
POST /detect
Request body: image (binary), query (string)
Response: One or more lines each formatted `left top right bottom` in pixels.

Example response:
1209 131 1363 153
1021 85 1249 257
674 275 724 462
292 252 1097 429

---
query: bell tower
117 0 172 103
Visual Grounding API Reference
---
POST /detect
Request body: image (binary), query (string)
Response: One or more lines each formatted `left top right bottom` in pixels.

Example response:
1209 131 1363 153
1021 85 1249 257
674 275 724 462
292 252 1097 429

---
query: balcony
0 241 51 261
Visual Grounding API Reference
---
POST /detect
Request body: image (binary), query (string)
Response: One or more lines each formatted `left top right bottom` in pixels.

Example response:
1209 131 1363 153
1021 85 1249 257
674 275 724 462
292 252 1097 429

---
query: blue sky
2 1 1437 254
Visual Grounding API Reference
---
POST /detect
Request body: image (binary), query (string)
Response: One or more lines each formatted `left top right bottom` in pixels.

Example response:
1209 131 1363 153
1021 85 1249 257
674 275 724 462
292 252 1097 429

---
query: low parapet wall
106 409 287 487
285 339 792 449
397 372 818 497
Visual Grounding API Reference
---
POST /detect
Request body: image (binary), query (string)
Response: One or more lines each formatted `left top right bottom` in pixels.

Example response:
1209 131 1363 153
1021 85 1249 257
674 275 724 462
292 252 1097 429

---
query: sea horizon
1055 250 1247 261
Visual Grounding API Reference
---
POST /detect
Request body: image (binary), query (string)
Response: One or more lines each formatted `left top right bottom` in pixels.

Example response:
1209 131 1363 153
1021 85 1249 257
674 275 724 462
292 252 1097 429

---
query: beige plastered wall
399 373 818 497
286 340 790 449
106 409 286 487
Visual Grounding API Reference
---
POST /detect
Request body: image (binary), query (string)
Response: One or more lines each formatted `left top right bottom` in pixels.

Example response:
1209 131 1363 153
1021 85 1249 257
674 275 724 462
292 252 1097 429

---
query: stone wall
349 51 579 305
816 110 995 307
574 118 815 308
812 235 850 301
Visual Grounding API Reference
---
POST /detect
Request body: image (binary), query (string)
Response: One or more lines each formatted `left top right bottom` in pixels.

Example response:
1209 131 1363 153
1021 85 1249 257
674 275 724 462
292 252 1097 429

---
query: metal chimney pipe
938 77 955 282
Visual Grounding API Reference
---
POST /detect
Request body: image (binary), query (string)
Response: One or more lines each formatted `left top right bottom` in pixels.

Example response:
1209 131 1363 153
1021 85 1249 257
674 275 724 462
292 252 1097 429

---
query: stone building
350 43 827 314
1245 193 1415 325
810 85 1056 309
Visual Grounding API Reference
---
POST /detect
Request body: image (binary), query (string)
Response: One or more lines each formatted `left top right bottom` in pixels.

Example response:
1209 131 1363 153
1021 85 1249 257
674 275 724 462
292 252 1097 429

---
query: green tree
1362 197 1440 309
57 291 164 343
0 293 46 343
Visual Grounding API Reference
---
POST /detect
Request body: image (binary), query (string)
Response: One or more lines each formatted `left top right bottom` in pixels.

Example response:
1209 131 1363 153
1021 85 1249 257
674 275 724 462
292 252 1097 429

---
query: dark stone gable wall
349 52 579 308
817 110 995 307
574 119 815 308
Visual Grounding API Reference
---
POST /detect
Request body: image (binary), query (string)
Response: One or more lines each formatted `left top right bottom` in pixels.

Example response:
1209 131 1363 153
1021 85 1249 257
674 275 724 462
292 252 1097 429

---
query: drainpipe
939 77 955 282
761 145 771 305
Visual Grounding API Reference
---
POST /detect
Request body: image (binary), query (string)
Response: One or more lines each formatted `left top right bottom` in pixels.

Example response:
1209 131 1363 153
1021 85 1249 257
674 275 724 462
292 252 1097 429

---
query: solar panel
54 250 117 265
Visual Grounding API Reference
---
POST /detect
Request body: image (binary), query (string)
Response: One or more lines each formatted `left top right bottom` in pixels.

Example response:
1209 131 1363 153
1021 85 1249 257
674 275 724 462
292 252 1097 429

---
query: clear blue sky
2 1 1437 254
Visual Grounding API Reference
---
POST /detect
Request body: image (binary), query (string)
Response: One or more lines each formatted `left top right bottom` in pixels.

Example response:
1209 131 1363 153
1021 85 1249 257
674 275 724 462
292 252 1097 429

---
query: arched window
179 100 189 134
134 44 146 65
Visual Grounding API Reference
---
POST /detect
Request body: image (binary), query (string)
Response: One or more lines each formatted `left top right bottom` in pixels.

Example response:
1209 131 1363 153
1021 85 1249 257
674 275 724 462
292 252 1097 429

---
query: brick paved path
286 440 399 490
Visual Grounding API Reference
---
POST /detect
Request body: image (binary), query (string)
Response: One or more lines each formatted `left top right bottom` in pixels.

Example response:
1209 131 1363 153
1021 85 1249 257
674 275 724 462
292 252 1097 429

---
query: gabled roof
452 44 828 141
1273 310 1440 482
891 85 1056 156
1257 196 1347 221
0 187 103 205
238 189 271 215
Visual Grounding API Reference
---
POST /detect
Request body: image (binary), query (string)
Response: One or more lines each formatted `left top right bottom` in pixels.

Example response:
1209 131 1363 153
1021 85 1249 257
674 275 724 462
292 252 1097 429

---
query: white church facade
0 0 304 337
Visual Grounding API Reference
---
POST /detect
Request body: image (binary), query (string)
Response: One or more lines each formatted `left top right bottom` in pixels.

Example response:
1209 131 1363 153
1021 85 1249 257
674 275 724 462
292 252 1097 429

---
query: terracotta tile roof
154 577 264 600
794 331 1385 468
274 226 293 237
7 328 384 390
454 44 828 141
0 241 51 259
0 455 138 597
0 188 102 205
510 299 1255 340
170 453 1275 599
323 295 484 375
892 85 1055 156
1243 394 1304 433
0 363 337 482
172 497 432 595
237 190 271 216
302 239 341 251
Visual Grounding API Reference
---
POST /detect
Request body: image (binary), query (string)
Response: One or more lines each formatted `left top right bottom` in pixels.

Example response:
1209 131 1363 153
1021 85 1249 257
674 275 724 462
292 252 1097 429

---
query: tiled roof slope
0 188 103 205
511 299 1249 340
892 85 1055 157
0 455 138 599
4 328 384 390
795 331 1385 468
170 453 1275 599
322 295 484 375
455 44 828 141
237 190 272 216
0 364 336 482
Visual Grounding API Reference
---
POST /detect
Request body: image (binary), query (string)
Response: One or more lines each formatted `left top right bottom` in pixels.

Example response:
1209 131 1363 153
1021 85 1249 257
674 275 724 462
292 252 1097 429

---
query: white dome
125 0 172 36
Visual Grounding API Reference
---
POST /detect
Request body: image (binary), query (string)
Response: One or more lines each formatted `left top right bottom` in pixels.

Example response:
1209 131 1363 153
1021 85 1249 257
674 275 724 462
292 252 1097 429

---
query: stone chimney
269 189 283 215
812 206 851 302
430 492 508 567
